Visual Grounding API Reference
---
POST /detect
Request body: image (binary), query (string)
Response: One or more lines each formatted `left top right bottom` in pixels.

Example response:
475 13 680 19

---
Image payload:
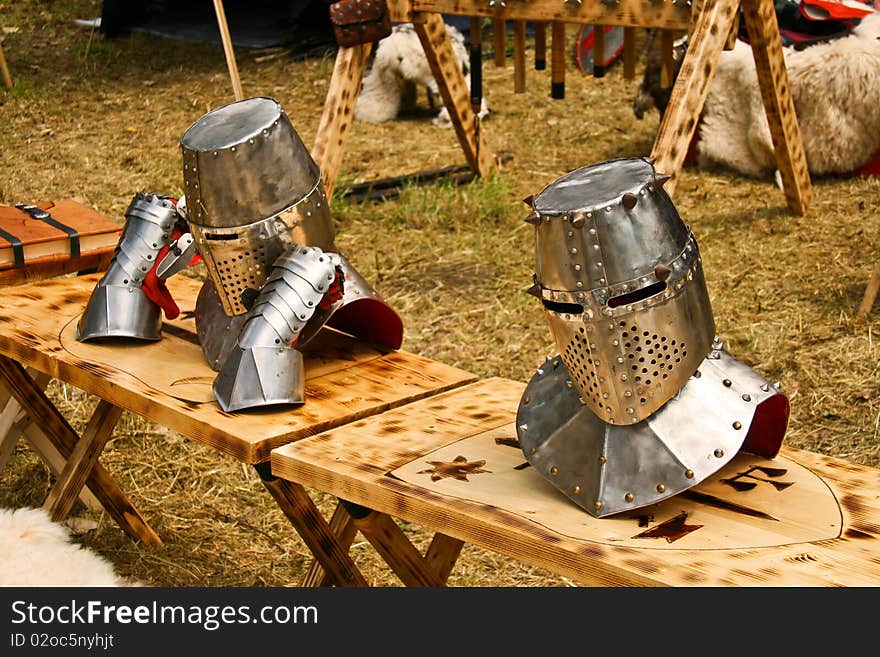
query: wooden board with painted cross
271 377 880 586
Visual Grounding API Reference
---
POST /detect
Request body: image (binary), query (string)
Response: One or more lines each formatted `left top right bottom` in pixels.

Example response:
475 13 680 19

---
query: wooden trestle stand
311 0 813 215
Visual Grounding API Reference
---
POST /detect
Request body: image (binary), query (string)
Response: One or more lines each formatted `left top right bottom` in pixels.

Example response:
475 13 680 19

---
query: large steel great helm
179 96 403 370
516 157 790 517
525 156 715 425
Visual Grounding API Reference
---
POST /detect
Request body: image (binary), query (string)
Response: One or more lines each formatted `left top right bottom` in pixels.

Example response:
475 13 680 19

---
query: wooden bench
0 273 477 585
271 377 880 586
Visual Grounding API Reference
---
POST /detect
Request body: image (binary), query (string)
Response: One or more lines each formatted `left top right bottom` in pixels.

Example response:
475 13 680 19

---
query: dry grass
1 0 878 587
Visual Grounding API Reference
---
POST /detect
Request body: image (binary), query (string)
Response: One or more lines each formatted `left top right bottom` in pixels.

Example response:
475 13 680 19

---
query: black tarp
100 0 335 50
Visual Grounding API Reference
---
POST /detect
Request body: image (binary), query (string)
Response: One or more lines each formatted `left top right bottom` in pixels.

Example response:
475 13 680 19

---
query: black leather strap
0 226 25 268
15 204 81 258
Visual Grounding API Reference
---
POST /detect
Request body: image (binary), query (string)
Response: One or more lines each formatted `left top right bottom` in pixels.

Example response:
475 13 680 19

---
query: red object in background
856 147 880 178
799 0 876 20
575 25 625 75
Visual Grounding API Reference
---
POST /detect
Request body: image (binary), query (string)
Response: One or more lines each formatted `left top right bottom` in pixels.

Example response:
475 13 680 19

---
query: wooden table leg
0 372 49 470
2 373 102 511
650 0 741 197
0 356 161 545
42 400 124 521
740 0 812 215
415 13 496 179
301 501 359 587
424 532 465 583
342 502 444 586
312 42 374 202
254 462 368 587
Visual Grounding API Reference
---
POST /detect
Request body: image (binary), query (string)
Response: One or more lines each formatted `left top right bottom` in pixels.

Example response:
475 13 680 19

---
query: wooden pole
212 0 244 100
857 261 880 317
551 21 566 99
0 39 12 89
513 21 526 93
534 22 547 70
661 29 674 89
623 27 637 80
493 18 506 67
470 16 483 113
593 25 606 78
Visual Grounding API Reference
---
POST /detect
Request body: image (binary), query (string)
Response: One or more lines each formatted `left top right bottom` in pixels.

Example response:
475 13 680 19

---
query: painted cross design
721 465 794 492
418 455 491 482
633 511 703 543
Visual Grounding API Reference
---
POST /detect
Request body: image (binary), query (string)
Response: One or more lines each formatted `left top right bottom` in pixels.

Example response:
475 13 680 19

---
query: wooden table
271 377 880 586
0 273 477 585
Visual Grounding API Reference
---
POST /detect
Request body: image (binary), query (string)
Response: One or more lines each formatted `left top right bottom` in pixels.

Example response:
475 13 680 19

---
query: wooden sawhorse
0 273 477 583
313 0 812 215
271 377 880 586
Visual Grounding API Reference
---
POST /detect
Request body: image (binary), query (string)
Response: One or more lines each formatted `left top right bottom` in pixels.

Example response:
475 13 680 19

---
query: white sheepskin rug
0 507 134 586
354 22 489 128
697 10 880 179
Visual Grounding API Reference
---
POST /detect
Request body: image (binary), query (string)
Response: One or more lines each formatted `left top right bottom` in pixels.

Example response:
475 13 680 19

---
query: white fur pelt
0 507 134 586
355 22 489 128
697 11 880 178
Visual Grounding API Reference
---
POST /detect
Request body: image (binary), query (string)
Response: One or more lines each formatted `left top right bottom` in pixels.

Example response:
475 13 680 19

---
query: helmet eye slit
541 299 584 314
608 281 667 308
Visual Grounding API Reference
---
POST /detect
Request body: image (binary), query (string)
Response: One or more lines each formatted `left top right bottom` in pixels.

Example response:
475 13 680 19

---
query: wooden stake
513 21 526 93
534 22 547 70
623 27 637 80
0 39 12 89
551 21 566 99
661 29 675 89
470 16 483 113
857 261 880 317
493 18 506 67
593 25 606 78
212 0 244 101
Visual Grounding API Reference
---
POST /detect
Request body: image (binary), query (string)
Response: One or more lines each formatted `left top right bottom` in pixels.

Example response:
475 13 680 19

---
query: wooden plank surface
0 273 477 464
396 0 693 29
271 377 880 586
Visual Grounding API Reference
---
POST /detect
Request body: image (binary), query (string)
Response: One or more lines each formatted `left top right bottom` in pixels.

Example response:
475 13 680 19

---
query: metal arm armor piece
516 342 789 518
181 96 404 368
212 245 339 412
76 193 180 342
